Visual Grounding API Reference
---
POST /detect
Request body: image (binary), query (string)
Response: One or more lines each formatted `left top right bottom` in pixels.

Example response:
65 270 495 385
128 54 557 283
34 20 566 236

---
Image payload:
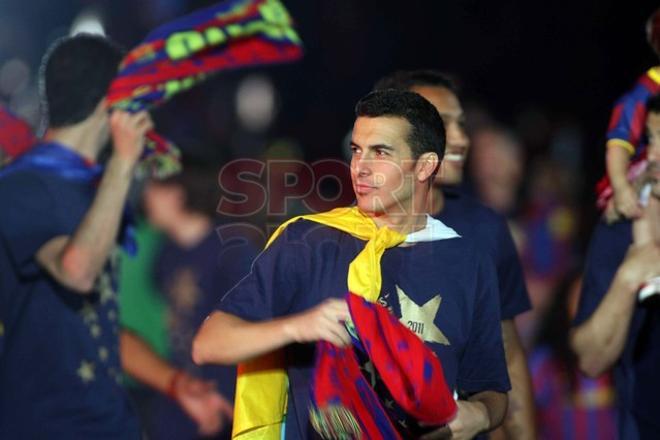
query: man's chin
356 198 386 215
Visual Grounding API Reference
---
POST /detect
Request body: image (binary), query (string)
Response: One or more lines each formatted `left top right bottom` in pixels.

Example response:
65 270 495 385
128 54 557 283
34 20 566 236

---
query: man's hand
109 110 153 165
618 242 660 289
173 372 233 437
420 400 490 440
283 298 351 347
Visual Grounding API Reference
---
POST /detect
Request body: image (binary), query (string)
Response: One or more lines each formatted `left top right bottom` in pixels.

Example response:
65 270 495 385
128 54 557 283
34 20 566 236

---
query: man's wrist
472 400 491 432
107 154 139 177
166 370 185 401
280 314 301 344
615 268 643 297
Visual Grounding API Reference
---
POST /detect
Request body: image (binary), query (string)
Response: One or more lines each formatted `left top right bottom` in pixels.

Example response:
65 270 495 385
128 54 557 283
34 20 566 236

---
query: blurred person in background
516 157 580 346
531 271 616 439
142 159 258 439
570 94 660 439
374 70 536 440
468 126 525 220
0 34 224 437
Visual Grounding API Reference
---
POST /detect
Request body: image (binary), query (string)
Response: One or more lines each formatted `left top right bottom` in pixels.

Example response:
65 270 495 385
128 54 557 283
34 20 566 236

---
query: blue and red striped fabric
106 0 302 177
596 68 660 208
310 292 456 439
606 69 660 158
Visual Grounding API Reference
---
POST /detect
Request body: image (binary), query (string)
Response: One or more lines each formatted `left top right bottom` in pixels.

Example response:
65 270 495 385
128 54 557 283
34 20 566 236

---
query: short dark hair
39 34 123 128
648 94 660 114
355 89 446 160
155 160 220 218
373 70 458 94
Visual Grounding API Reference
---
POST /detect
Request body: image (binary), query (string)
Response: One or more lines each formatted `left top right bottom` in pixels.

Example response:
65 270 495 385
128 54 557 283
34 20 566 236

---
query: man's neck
427 185 445 216
167 213 213 249
370 207 429 236
43 124 103 163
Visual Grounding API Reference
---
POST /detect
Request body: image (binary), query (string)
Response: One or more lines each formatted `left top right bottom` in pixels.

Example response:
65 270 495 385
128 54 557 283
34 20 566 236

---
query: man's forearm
120 330 177 394
570 272 638 377
193 311 297 365
60 156 135 288
497 320 536 439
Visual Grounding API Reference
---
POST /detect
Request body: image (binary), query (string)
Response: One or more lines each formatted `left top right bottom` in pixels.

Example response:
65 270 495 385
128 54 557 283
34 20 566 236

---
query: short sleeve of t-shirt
605 70 660 159
0 172 64 276
493 216 531 319
216 221 312 321
456 248 511 395
574 221 631 327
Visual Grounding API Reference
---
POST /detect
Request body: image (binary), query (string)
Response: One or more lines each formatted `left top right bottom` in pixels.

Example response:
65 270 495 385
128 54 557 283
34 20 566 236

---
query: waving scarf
233 207 458 439
106 0 302 178
0 143 136 255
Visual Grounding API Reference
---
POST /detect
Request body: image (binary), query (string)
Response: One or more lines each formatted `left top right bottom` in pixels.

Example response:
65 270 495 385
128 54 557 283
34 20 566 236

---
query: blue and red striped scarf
310 292 457 439
106 0 302 178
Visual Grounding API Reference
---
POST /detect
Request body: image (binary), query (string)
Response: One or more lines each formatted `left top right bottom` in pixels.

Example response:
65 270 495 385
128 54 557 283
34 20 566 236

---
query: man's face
411 85 468 185
142 181 185 230
646 111 660 162
350 116 418 216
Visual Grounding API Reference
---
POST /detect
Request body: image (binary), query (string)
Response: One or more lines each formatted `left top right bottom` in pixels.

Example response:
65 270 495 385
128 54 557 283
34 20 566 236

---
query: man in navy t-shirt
194 89 510 439
374 70 534 438
571 105 660 439
0 35 222 437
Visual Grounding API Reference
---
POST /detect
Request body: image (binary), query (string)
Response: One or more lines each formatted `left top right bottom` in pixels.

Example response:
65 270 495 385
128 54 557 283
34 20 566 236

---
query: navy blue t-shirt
574 220 660 439
149 229 256 440
0 170 140 438
436 189 531 320
217 218 510 439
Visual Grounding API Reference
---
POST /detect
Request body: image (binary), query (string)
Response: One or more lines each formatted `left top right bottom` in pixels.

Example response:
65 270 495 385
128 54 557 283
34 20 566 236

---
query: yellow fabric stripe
232 207 405 439
606 138 635 156
648 66 660 85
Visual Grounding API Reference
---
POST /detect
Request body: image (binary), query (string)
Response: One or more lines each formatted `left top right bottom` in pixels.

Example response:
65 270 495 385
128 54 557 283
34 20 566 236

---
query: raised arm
571 242 660 377
36 111 152 293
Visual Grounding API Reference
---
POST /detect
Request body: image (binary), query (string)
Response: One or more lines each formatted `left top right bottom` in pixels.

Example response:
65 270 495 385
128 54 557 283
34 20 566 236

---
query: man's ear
416 152 440 183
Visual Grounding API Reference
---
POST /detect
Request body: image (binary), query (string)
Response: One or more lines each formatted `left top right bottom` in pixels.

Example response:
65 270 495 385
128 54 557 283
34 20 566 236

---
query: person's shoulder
425 222 480 261
0 168 46 187
444 189 500 219
0 169 53 202
277 217 349 244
